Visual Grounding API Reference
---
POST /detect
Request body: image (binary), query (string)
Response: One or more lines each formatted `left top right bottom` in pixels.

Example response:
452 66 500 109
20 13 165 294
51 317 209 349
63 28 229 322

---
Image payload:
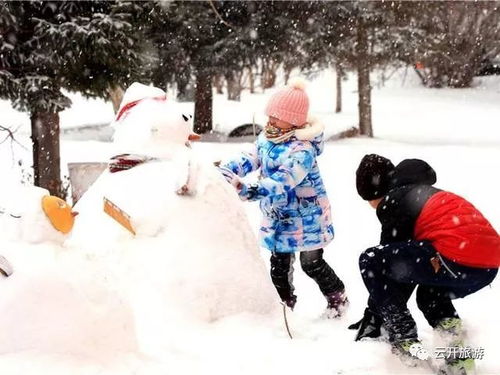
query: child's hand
217 166 242 190
237 183 259 201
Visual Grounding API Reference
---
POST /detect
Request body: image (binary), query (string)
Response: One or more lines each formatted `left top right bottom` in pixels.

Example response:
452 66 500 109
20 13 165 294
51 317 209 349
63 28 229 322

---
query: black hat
356 154 395 201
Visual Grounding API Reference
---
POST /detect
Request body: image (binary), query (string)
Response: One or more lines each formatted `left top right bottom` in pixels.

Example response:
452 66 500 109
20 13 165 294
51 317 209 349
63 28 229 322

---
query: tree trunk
226 71 242 101
448 63 475 88
335 62 342 113
248 66 255 94
356 16 373 137
284 65 292 85
30 111 63 198
214 74 224 95
194 69 213 134
262 60 278 89
107 84 124 113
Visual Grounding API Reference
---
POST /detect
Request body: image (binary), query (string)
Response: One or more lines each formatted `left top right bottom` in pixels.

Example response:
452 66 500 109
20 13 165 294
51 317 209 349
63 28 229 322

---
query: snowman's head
149 102 199 147
113 83 199 156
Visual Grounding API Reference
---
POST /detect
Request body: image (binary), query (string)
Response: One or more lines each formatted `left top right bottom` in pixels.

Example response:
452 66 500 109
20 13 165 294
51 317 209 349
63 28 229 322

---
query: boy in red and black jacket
351 154 500 367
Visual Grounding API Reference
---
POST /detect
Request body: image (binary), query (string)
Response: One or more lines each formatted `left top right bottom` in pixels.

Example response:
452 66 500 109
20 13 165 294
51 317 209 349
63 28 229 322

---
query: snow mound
71 158 279 318
0 242 138 357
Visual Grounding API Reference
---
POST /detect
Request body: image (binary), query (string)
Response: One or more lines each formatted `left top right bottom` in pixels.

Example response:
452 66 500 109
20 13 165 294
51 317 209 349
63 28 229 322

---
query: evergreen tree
0 1 143 197
123 0 253 134
122 1 327 133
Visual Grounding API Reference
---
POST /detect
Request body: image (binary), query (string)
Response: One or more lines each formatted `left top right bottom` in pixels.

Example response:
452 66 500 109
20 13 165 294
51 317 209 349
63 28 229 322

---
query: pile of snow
0 186 138 365
0 242 137 357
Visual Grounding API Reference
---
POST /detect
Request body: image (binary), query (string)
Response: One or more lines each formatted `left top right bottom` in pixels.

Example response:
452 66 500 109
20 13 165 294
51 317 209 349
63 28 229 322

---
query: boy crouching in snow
351 154 500 372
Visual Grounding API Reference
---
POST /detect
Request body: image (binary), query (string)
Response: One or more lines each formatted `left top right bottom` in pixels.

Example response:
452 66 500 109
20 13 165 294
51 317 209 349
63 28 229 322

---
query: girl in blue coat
219 78 347 316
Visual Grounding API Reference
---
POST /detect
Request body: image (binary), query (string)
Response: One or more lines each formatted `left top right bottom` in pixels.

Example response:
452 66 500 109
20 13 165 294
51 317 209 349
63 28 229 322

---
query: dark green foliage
0 1 145 197
0 1 144 112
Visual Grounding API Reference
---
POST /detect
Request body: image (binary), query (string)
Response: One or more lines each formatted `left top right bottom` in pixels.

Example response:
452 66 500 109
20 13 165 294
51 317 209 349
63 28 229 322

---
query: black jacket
376 159 440 245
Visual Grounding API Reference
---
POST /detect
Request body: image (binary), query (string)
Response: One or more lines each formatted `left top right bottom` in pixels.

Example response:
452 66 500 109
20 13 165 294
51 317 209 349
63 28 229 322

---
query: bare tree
356 13 373 137
226 71 243 101
262 58 279 89
245 66 256 94
213 75 224 95
335 62 343 113
396 2 500 88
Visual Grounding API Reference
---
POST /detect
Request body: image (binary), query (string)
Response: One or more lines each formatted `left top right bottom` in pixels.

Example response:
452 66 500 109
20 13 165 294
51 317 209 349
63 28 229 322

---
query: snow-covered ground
0 70 499 374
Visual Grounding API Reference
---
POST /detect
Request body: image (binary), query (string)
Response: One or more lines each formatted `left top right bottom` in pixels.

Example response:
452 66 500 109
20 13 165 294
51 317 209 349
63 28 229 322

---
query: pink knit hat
265 78 309 126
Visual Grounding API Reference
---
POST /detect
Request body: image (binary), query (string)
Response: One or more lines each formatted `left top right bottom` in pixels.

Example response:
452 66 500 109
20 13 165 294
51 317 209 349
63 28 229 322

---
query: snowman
0 185 137 359
71 82 201 241
69 82 279 356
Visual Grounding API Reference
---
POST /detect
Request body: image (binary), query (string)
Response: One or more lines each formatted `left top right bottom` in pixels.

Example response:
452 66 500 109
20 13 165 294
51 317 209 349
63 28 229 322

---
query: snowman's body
70 87 278 356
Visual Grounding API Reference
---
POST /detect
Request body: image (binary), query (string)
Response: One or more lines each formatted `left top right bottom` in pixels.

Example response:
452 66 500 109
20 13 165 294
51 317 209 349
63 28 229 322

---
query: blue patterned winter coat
223 119 334 253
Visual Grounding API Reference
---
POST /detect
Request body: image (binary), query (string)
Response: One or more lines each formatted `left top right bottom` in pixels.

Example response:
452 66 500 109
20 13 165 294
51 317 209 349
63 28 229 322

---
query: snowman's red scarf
108 153 157 173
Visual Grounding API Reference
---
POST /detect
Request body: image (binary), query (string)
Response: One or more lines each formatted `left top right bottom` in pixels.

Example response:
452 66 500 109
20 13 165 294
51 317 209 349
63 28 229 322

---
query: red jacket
376 159 500 269
415 191 500 268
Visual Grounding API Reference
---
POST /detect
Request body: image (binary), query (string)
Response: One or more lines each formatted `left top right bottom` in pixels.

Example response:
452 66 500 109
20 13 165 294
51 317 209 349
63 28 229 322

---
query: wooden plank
103 197 136 235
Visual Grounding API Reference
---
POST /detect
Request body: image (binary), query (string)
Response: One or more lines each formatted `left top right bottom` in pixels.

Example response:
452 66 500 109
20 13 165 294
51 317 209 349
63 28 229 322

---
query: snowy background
0 69 499 375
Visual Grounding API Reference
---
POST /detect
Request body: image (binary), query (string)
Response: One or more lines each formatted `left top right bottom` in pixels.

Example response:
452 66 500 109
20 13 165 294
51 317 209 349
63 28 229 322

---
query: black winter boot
348 308 383 341
378 304 426 366
379 304 418 343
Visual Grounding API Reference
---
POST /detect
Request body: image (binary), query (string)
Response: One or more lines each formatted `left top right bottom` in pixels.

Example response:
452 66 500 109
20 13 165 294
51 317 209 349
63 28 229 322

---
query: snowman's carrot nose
188 133 201 141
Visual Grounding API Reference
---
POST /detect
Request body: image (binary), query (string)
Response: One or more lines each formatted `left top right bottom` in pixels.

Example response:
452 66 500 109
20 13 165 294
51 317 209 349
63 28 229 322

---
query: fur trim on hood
294 116 324 141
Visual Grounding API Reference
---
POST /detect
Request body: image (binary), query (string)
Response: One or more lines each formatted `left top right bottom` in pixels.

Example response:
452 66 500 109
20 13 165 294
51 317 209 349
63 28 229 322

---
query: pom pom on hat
287 77 307 90
356 154 396 201
265 77 309 126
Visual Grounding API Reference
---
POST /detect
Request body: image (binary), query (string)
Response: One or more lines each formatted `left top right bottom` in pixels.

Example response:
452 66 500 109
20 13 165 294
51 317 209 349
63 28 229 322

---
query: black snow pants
359 240 498 342
270 249 345 301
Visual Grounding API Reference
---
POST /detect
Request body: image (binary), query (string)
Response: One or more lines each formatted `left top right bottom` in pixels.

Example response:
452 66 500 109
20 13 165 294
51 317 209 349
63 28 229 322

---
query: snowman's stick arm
185 159 199 193
176 157 199 196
